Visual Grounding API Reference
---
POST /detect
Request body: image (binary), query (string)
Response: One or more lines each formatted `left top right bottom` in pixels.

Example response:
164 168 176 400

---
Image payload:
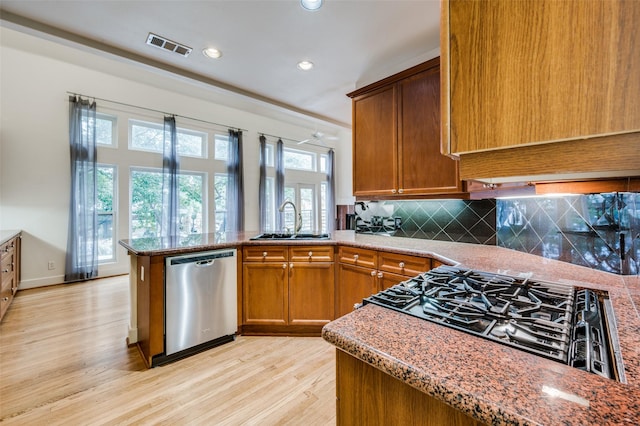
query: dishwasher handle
196 259 215 267
168 250 236 266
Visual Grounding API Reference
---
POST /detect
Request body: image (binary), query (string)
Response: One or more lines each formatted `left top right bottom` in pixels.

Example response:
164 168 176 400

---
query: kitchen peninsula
119 231 640 425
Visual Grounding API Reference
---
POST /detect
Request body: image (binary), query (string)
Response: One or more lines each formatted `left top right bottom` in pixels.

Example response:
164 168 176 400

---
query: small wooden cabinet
441 0 640 181
242 245 335 334
336 350 483 425
348 58 462 198
336 247 434 317
1 232 21 322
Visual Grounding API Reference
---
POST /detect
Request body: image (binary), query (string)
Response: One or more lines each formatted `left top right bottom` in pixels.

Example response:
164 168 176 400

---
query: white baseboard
18 267 130 290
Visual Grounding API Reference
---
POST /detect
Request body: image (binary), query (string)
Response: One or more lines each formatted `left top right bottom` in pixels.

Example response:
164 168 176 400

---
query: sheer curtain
161 116 179 239
275 138 285 231
225 129 244 232
326 148 336 233
258 135 268 232
64 96 98 282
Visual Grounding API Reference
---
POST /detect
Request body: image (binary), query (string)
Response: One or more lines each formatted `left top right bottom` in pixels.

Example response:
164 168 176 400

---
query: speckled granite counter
321 234 640 425
119 231 640 423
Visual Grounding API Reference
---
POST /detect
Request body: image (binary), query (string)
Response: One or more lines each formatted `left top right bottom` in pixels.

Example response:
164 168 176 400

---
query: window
96 165 116 262
283 185 316 233
213 174 228 232
96 113 117 147
284 147 316 171
214 134 229 161
129 119 207 158
130 168 204 238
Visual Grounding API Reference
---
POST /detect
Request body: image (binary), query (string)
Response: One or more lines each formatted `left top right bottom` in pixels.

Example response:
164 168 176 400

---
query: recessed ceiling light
300 0 323 11
297 61 314 71
202 47 222 59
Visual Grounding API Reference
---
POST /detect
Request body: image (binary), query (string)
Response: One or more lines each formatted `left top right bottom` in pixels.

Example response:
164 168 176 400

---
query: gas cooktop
361 265 624 381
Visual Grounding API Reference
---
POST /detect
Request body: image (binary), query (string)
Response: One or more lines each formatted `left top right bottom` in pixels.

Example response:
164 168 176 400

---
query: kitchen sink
250 233 330 240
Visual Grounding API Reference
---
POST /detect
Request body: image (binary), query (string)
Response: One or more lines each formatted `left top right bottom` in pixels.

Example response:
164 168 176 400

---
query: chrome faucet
279 199 302 234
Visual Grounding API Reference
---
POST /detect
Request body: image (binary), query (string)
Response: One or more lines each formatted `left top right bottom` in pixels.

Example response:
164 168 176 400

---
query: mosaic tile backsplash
355 192 639 275
497 193 639 275
355 199 497 245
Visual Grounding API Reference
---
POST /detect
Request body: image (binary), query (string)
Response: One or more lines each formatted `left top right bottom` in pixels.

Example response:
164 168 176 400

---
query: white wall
0 27 353 289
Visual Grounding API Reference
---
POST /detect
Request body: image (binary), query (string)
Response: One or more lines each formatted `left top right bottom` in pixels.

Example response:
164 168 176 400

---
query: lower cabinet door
337 263 378 318
243 263 288 325
288 262 335 326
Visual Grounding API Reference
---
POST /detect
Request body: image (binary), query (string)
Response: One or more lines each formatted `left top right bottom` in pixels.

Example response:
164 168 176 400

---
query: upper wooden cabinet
349 58 462 198
441 0 640 182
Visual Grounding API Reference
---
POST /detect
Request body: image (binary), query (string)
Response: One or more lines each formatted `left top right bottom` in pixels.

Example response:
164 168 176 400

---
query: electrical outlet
48 261 55 270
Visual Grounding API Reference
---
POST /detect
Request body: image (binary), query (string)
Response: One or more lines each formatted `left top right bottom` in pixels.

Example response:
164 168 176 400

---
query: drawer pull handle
262 251 268 257
399 262 405 269
308 251 313 257
370 270 376 277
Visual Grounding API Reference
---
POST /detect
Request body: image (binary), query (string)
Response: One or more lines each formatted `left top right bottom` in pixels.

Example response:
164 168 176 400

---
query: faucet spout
278 199 302 234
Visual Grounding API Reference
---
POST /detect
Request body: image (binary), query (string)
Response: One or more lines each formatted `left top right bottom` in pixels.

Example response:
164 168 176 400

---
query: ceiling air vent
146 33 192 57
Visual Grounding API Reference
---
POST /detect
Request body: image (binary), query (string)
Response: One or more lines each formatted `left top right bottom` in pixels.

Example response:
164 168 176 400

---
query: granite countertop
119 230 640 424
0 230 21 246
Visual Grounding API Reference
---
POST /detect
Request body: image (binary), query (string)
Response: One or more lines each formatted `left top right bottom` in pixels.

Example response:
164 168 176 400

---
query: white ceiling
0 0 440 129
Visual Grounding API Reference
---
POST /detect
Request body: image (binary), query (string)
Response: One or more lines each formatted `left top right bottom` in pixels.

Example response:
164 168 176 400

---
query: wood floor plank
0 275 336 424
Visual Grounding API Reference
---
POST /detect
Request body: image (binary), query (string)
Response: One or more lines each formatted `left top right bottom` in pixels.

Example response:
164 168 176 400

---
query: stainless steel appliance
165 249 237 359
361 265 625 381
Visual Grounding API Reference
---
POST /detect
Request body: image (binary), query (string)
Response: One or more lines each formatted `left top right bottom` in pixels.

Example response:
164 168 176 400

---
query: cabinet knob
353 254 359 261
391 189 397 194
282 263 287 269
289 263 294 269
377 272 384 278
263 251 268 257
2 297 8 302
2 269 9 273
370 270 376 277
398 189 404 194
308 251 313 257
399 262 405 269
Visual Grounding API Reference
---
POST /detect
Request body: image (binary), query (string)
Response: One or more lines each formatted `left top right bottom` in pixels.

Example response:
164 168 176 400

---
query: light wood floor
0 275 337 425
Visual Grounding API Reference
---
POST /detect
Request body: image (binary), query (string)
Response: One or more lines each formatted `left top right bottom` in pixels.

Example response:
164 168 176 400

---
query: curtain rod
67 91 248 132
259 132 333 151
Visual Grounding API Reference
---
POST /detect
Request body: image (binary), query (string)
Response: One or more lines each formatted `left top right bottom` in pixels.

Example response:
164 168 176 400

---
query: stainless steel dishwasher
165 249 237 358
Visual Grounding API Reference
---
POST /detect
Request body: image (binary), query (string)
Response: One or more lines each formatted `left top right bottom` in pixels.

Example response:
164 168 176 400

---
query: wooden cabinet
336 349 483 426
242 245 335 334
288 247 335 326
336 247 434 317
441 0 640 181
348 58 462 198
1 233 21 322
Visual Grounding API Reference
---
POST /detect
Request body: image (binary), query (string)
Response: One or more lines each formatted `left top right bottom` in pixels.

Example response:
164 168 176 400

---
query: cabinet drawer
289 246 334 263
1 254 14 283
378 251 430 277
338 247 377 269
1 238 16 260
243 246 288 262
